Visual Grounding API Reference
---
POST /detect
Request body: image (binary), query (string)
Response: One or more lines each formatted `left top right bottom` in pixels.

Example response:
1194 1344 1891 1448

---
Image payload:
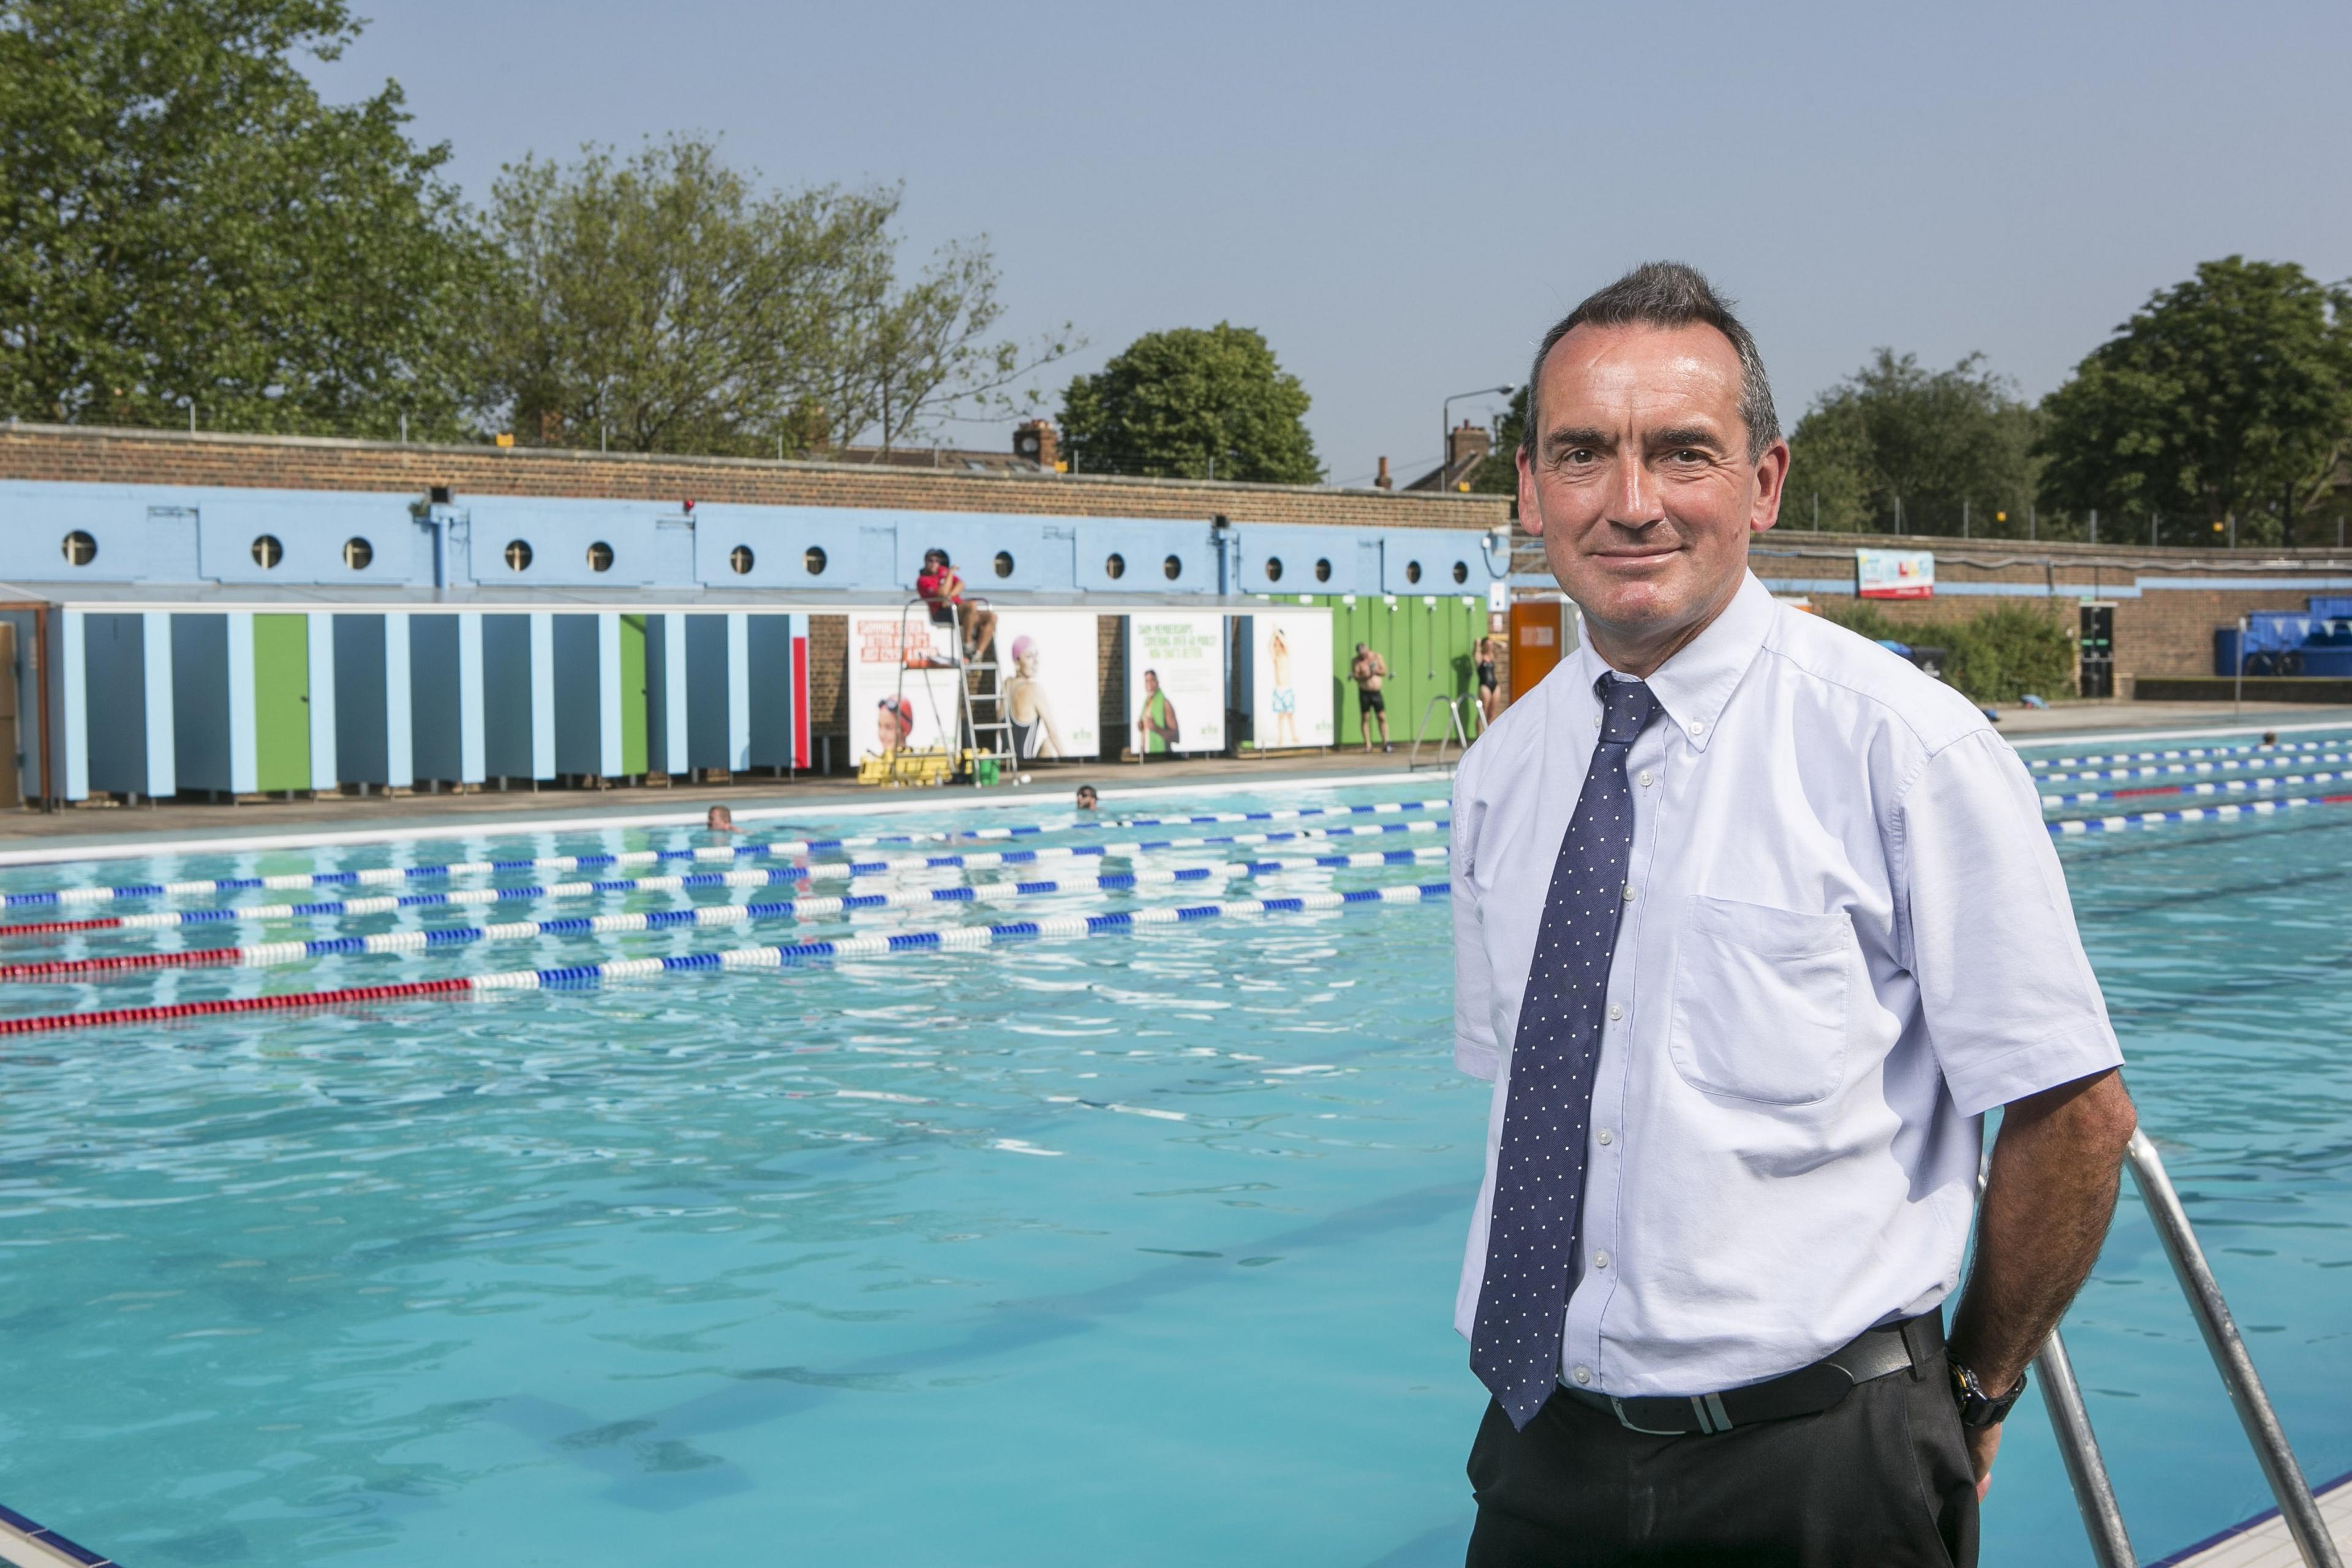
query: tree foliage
1058 324 1321 483
1468 385 1529 494
2035 257 2352 546
0 0 480 435
1784 351 2042 535
473 136 1076 456
1818 600 2076 703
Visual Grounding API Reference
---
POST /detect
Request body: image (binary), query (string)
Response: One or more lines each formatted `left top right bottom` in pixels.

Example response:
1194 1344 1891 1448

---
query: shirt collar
1567 570 1776 752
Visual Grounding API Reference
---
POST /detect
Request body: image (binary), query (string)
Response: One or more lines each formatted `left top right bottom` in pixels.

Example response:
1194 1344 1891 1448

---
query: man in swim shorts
1351 642 1392 752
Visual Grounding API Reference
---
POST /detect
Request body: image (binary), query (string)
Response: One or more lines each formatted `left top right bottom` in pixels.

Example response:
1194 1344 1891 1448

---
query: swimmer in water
1075 785 1099 812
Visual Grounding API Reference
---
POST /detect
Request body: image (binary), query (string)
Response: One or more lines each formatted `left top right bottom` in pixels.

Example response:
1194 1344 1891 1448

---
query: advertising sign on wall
1125 612 1226 755
848 610 961 760
990 609 1100 763
1856 549 1935 600
1250 607 1333 748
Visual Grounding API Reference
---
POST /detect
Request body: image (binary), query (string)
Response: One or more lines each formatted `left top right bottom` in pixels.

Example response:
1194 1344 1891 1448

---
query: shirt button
1596 1128 1615 1145
1621 884 1637 902
1638 771 1654 788
1592 713 1602 728
1594 1250 1611 1270
1607 1003 1623 1020
1687 720 1705 737
1572 1365 1593 1386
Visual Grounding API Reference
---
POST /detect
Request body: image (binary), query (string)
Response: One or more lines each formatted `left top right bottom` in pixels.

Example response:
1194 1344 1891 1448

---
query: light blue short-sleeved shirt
1451 571 2122 1398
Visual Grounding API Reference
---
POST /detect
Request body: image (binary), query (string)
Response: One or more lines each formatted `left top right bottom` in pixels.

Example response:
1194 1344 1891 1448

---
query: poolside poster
1856 548 1934 600
989 609 1099 762
848 610 961 758
1125 612 1226 755
1250 607 1333 748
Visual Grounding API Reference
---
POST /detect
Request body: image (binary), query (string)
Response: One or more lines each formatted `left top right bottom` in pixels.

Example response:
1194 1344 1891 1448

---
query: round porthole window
1314 557 1332 582
252 534 283 569
993 551 1015 578
731 545 755 575
1105 552 1126 580
1452 560 1469 584
803 545 826 575
1404 560 1423 585
61 530 97 567
344 537 374 570
587 541 614 573
1163 554 1183 581
505 540 533 571
1264 556 1284 582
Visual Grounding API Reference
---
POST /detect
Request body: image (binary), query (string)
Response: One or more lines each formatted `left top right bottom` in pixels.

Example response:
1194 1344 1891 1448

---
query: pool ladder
2036 1131 2343 1567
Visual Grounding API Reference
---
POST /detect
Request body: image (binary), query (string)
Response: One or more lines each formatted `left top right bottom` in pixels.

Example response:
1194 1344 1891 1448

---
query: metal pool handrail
2038 1130 2344 1568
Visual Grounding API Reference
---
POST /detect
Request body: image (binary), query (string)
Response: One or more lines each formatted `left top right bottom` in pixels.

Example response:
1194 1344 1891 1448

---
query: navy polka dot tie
1472 674 1659 1430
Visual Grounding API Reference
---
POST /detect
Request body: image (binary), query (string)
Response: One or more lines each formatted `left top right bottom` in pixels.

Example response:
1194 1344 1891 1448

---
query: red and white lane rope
0 883 1453 1037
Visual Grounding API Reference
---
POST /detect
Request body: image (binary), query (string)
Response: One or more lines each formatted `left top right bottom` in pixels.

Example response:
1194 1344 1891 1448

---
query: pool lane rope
0 820 1446 940
2041 769 2352 809
2024 737 2349 772
0 799 1451 910
2049 790 2352 836
2034 750 2352 786
0 847 1449 984
0 881 1455 1037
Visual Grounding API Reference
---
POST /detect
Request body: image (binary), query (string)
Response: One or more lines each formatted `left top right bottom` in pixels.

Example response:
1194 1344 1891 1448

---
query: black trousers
1465 1368 1978 1567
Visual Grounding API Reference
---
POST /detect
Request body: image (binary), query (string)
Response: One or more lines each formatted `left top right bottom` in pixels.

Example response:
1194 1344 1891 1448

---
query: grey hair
1521 262 1782 462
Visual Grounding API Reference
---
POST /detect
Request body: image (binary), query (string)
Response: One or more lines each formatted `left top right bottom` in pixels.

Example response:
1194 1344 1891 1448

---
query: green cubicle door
1314 593 1481 747
253 614 311 791
620 614 649 777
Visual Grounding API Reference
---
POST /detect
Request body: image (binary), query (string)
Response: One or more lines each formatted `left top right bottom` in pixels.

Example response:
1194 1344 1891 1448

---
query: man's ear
1749 440 1792 535
1517 446 1545 537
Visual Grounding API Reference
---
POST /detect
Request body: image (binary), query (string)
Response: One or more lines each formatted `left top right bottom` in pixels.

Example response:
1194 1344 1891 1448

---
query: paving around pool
0 717 2348 1567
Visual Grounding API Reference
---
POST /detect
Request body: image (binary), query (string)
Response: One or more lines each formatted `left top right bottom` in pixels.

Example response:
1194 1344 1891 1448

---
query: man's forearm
1947 1068 2137 1392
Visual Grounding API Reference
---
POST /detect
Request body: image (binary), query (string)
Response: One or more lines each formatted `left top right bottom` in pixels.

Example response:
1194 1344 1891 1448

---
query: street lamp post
1442 385 1516 492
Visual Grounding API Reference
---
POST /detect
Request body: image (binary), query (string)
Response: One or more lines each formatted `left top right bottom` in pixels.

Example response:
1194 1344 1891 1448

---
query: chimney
1374 456 1393 491
1014 418 1060 472
1447 420 1492 479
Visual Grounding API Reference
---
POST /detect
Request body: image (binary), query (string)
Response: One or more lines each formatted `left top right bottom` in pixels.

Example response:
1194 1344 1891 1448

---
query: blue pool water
0 757 2347 1566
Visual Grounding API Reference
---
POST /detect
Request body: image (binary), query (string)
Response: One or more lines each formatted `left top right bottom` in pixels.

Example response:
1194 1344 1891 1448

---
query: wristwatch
1950 1360 2027 1428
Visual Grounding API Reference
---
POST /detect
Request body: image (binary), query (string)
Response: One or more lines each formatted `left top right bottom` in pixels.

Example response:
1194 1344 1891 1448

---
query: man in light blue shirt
1450 262 2137 1566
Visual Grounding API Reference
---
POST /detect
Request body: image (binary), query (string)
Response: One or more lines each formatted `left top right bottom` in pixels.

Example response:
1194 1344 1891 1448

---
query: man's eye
1565 449 1595 464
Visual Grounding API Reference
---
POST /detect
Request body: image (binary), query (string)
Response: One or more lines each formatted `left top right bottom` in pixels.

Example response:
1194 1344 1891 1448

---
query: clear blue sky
314 0 2352 487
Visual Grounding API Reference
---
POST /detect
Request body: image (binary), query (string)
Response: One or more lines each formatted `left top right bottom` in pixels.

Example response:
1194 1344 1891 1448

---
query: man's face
1518 322 1787 648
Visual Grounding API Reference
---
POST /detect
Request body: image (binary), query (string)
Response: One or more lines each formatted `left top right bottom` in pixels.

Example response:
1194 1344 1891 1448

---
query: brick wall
1098 614 1125 761
0 422 1507 533
809 615 846 761
1512 530 2352 684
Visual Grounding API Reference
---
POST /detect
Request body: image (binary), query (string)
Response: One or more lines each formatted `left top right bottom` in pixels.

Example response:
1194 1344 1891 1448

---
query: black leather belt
1557 1311 1943 1435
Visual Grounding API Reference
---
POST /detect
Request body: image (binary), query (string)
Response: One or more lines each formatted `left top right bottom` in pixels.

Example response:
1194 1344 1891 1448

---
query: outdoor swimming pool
0 746 2346 1566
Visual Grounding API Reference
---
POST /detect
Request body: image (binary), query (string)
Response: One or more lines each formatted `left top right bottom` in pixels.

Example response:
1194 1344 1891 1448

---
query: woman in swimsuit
1474 635 1502 727
1001 636 1068 760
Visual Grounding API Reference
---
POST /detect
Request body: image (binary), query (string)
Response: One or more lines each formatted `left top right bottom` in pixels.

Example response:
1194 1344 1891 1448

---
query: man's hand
1947 1068 2136 1499
1964 1424 2002 1501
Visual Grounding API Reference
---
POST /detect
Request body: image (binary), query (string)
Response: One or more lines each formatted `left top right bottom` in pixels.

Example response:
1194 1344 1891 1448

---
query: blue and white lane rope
0 800 1451 910
2 849 1449 982
0 883 1457 1036
2049 789 2352 836
2024 737 2349 772
2034 751 2352 786
2040 769 2352 809
1 821 1446 937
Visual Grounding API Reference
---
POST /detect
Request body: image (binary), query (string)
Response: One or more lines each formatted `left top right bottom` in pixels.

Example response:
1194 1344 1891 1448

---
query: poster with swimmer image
988 610 1100 763
847 611 962 758
1250 607 1333 748
1124 611 1226 756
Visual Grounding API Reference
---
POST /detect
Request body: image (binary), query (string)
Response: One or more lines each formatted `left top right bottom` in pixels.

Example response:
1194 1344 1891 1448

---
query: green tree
1468 385 1528 494
1784 350 2042 535
0 0 478 435
1058 324 1321 483
2036 257 2352 547
475 135 1075 457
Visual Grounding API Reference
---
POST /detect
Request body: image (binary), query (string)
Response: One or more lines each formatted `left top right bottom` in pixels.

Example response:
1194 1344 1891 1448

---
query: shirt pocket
1668 895 1853 1106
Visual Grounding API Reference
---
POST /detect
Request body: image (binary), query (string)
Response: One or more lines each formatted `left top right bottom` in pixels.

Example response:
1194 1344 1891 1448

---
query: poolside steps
2160 1468 2352 1567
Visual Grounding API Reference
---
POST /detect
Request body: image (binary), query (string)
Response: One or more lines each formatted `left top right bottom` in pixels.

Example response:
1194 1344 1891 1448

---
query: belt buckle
1609 1395 1703 1436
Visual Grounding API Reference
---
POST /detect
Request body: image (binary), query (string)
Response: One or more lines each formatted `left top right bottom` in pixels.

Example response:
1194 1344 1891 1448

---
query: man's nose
1610 454 1667 529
